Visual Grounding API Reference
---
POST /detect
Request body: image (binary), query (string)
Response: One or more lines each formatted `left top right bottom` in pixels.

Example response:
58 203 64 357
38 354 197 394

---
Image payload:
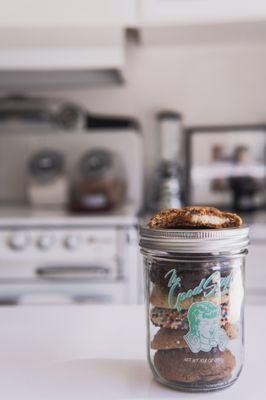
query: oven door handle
35 266 110 280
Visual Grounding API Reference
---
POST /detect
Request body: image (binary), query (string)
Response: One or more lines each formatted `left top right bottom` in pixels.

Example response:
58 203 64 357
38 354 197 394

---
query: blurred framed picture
186 125 266 211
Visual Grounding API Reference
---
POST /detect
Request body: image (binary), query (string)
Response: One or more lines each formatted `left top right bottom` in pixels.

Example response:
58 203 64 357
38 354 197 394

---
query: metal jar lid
139 225 249 254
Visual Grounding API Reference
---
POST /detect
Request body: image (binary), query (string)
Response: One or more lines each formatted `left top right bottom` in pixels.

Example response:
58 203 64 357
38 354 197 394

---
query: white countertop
0 304 264 399
0 203 138 227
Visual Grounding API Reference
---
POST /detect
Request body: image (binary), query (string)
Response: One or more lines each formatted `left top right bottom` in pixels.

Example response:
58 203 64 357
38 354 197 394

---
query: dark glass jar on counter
139 226 249 392
70 149 126 213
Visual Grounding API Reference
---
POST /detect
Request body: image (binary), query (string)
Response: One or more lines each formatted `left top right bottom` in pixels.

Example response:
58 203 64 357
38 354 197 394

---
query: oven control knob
38 234 54 250
64 234 81 250
9 232 30 250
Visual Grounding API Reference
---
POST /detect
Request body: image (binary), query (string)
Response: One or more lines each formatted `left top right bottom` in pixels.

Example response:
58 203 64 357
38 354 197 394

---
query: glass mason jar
139 226 249 392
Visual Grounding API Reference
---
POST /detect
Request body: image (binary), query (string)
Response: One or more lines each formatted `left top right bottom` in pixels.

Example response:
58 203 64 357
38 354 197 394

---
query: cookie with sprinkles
150 304 230 330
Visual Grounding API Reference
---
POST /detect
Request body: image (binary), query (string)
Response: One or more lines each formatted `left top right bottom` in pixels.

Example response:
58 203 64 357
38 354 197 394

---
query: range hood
0 27 125 88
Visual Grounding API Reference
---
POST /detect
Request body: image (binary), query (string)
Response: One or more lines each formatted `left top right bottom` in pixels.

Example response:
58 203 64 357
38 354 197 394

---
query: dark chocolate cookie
154 348 236 383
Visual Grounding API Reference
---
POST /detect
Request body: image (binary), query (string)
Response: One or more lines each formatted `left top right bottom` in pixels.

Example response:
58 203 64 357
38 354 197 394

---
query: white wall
11 40 266 180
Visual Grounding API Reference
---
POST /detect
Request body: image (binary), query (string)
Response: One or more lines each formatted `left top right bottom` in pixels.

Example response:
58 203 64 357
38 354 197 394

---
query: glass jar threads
139 224 249 392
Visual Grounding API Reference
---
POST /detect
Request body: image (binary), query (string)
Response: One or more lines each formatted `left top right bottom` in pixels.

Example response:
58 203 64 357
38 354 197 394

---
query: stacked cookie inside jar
140 207 249 392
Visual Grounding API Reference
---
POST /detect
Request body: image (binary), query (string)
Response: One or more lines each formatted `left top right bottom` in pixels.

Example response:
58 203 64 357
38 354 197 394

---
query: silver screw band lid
139 225 249 254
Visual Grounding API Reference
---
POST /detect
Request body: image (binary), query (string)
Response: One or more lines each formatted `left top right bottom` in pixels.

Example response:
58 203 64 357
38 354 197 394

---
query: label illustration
183 301 229 353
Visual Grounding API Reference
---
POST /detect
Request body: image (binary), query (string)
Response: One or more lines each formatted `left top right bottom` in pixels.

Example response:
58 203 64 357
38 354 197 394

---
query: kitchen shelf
139 0 266 45
140 0 266 27
140 20 266 45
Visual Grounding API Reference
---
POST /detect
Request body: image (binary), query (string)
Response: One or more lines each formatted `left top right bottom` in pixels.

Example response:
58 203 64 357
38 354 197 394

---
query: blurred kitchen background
0 0 265 306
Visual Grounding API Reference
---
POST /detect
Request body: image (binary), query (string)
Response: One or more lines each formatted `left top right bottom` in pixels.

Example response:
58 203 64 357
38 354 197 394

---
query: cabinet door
140 0 266 26
0 0 137 28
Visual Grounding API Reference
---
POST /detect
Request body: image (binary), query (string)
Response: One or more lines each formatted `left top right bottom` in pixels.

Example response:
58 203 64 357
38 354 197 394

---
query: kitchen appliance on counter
148 111 184 212
0 95 143 305
27 149 68 208
70 148 126 213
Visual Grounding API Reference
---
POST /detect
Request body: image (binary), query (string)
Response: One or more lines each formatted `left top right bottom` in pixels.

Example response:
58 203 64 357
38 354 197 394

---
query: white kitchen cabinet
0 27 124 71
0 0 138 84
0 0 138 28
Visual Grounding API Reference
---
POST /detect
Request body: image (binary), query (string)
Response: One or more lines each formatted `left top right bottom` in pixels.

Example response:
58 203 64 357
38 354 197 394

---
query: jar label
164 270 231 353
183 301 229 353
165 269 232 311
